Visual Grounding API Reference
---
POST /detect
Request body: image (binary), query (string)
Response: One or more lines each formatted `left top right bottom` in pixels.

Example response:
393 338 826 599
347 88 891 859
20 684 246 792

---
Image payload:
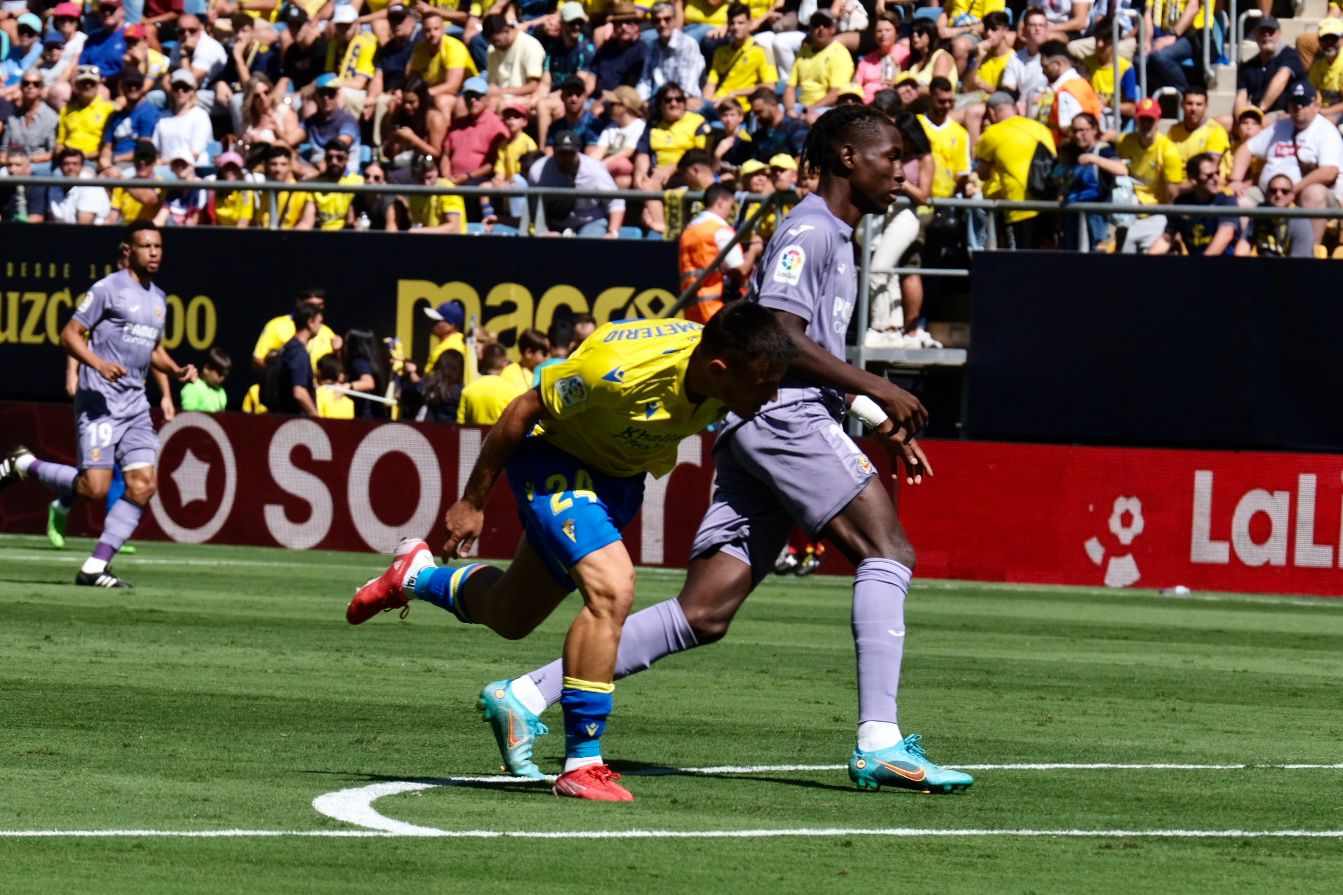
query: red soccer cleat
346 538 431 625
552 764 634 802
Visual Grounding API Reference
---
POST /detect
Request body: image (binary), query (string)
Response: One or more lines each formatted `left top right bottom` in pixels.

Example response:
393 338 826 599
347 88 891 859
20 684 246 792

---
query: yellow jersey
252 314 338 373
426 331 467 373
973 115 1054 222
647 112 711 167
258 180 313 229
1152 0 1206 33
497 131 538 181
1117 131 1185 205
328 31 378 82
946 0 1005 19
708 37 778 110
788 41 855 108
1309 52 1343 106
533 319 726 479
408 179 467 230
409 35 478 87
500 361 536 392
1086 54 1133 105
683 0 728 25
458 372 526 424
317 385 357 419
58 97 117 157
977 51 1012 92
1167 119 1230 166
213 188 255 227
111 180 162 222
313 173 363 230
918 115 972 199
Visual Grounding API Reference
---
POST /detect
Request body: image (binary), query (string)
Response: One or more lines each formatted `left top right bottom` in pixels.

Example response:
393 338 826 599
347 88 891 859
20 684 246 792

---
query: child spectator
457 342 524 425
180 348 232 412
495 101 538 184
500 328 550 390
316 353 356 419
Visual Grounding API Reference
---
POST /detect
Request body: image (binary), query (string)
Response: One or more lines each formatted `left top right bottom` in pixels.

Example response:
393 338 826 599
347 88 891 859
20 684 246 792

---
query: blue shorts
505 439 645 591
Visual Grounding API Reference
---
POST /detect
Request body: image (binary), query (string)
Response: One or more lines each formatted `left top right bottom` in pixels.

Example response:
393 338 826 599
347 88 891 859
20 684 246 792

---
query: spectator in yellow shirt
252 289 340 375
500 328 551 391
58 67 117 158
106 141 164 225
785 11 855 123
457 343 525 425
1116 97 1186 253
390 152 467 232
1310 18 1343 116
703 4 778 111
306 136 363 230
495 102 538 182
326 5 378 115
316 353 357 419
206 152 256 228
972 91 1056 248
1167 87 1230 175
258 145 317 229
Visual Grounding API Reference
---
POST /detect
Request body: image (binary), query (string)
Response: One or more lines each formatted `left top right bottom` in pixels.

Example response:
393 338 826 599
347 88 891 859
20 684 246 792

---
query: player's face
126 230 163 275
848 126 904 214
714 357 788 420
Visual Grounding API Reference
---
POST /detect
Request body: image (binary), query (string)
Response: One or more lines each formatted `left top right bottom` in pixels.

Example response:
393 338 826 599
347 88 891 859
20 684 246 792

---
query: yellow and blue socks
412 563 489 624
560 677 613 774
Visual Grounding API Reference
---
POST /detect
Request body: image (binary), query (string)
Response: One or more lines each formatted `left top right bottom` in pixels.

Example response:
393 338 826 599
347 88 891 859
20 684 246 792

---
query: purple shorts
75 401 159 471
691 401 876 581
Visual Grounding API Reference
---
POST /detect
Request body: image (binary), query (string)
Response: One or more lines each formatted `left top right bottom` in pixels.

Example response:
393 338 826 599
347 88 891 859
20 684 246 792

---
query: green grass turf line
1 535 1342 893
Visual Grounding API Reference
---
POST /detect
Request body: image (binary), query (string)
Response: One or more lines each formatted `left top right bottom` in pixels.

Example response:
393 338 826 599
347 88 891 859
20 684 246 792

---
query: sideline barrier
3 403 1341 597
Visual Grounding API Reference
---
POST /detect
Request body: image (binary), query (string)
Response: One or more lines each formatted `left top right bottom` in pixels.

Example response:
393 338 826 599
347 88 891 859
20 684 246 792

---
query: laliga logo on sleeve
1084 496 1145 588
773 245 806 285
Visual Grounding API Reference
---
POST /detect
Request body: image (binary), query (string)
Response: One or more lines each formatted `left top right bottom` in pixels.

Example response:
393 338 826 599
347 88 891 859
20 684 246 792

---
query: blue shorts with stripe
505 438 646 591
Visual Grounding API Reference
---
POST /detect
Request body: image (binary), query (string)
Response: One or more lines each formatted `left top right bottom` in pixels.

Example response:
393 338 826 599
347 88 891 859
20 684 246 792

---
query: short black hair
264 144 293 161
727 2 749 19
132 139 157 164
124 220 160 243
316 352 343 383
205 347 233 374
1186 151 1220 180
928 76 954 95
704 183 734 207
480 342 509 373
295 287 326 308
749 86 778 106
1183 85 1208 100
700 302 797 371
983 10 1010 30
1040 40 1070 60
871 88 901 118
294 302 324 330
55 147 84 165
481 13 510 37
801 105 898 180
678 148 714 171
518 327 549 354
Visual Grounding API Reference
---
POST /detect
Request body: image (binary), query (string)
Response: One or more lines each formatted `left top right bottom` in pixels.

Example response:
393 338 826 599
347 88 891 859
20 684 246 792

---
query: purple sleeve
72 281 109 331
755 226 828 324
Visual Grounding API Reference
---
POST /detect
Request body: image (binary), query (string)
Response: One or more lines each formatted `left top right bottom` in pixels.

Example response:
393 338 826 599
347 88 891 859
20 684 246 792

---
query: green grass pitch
1 533 1341 893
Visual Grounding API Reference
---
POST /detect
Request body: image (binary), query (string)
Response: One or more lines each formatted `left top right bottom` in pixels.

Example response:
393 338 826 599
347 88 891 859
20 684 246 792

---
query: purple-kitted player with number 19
479 105 973 794
2 222 198 589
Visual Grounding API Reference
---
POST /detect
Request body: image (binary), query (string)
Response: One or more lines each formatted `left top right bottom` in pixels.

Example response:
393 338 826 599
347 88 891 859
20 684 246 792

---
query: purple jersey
751 193 858 418
73 268 166 419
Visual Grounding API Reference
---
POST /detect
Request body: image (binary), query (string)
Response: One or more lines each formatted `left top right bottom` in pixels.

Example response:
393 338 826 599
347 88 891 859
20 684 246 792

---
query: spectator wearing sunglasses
4 69 56 166
1239 173 1316 257
1 11 42 94
1148 153 1240 256
300 72 361 174
151 68 211 167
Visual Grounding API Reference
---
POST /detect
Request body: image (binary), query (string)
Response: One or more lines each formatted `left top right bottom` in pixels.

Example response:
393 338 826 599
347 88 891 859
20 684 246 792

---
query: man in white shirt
152 69 213 165
49 147 111 224
482 14 545 109
1001 7 1050 117
176 13 227 102
1229 81 1343 249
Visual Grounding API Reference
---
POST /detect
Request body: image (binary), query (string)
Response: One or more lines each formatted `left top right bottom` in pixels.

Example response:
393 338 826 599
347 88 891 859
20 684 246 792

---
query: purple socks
528 598 701 708
31 459 78 499
93 498 145 562
852 558 911 725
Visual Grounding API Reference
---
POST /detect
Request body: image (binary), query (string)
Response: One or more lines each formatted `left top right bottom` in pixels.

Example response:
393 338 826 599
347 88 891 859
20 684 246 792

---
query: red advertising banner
3 403 1341 597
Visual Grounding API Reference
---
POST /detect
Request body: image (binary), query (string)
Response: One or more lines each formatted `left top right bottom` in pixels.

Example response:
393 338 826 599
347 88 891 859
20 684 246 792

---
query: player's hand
873 382 928 435
160 395 176 422
873 421 933 485
442 500 485 560
98 360 128 382
177 364 198 383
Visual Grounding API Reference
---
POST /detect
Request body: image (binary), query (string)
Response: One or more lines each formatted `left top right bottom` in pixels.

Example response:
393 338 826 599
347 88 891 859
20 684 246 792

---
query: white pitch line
668 763 1343 773
3 828 1343 840
0 553 377 569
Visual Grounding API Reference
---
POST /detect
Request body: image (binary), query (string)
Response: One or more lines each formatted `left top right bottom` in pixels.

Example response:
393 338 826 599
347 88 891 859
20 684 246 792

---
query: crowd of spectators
4 1 1343 344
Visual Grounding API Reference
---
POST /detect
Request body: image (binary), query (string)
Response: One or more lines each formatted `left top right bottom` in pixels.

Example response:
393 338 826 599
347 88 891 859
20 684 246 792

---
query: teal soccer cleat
848 734 974 794
478 680 549 780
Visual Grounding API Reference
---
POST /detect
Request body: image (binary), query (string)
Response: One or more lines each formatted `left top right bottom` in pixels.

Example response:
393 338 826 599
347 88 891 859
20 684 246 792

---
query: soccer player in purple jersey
479 105 974 794
1 222 198 589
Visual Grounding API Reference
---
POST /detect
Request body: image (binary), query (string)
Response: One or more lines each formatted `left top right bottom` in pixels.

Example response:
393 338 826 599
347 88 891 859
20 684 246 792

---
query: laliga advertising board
3 404 1342 597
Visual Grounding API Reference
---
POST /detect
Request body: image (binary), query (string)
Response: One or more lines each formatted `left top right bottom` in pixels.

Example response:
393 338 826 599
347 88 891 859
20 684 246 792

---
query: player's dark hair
727 2 749 19
294 302 323 330
517 327 549 355
480 342 509 373
124 220 160 243
700 302 797 370
704 183 734 207
316 352 343 383
547 317 575 358
205 347 232 374
801 104 898 180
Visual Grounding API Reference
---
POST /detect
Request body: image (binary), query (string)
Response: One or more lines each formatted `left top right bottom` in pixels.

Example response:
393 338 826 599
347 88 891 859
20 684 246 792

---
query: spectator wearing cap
365 5 417 140
163 146 209 225
589 2 648 94
48 146 112 224
306 134 363 230
301 72 361 173
1148 152 1240 256
105 139 163 223
541 75 601 151
529 130 624 237
34 30 72 92
784 10 852 123
1145 0 1209 97
152 69 211 166
80 0 128 81
540 4 596 101
323 4 376 116
121 23 171 83
972 91 1056 249
407 10 476 115
639 3 704 103
1236 15 1306 116
702 4 777 113
589 84 645 187
482 14 546 109
97 73 159 171
203 150 255 227
4 68 56 166
727 87 806 166
1308 18 1343 117
381 76 447 170
1114 97 1184 252
1229 80 1342 250
50 3 87 79
443 75 508 192
678 182 763 324
258 144 317 229
58 66 117 159
769 152 798 190
495 100 538 184
390 152 467 231
422 299 468 375
1 150 54 221
0 11 42 95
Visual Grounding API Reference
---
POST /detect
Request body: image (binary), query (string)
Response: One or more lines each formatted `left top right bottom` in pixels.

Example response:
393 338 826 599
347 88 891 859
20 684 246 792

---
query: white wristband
848 395 888 429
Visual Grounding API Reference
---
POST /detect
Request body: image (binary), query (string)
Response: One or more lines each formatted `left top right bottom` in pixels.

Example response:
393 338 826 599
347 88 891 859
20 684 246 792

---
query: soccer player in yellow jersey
347 304 795 802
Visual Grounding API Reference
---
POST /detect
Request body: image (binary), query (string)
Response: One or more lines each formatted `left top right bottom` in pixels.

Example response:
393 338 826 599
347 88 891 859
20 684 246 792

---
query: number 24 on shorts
546 469 597 516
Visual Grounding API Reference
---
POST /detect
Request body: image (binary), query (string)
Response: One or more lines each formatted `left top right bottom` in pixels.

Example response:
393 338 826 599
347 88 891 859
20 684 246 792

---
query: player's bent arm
771 309 927 431
457 388 552 509
151 343 197 382
59 317 123 380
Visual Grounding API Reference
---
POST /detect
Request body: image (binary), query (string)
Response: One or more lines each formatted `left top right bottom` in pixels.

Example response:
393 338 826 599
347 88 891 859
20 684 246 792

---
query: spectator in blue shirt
542 76 602 150
80 1 129 80
1056 112 1118 251
98 72 161 170
301 73 360 173
1 13 43 89
726 87 808 165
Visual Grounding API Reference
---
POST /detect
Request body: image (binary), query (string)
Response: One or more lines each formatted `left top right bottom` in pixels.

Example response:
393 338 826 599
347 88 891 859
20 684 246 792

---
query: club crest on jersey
562 519 577 542
773 244 806 285
90 448 101 462
556 376 588 408
856 454 874 475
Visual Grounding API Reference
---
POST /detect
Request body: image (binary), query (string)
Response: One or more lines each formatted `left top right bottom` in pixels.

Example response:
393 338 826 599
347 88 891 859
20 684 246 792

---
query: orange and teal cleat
848 734 973 794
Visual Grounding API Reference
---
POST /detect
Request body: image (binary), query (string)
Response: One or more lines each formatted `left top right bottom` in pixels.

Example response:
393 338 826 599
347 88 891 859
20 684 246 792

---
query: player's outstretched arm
59 318 126 382
443 388 552 559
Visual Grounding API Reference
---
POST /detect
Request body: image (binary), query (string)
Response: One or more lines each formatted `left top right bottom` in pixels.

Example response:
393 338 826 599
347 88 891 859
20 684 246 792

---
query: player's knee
681 602 732 644
76 475 110 501
125 473 157 504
